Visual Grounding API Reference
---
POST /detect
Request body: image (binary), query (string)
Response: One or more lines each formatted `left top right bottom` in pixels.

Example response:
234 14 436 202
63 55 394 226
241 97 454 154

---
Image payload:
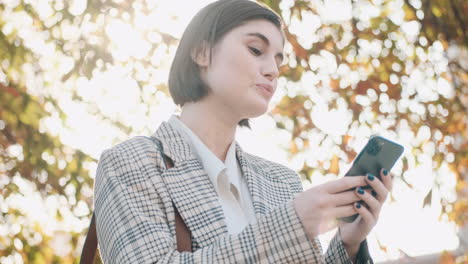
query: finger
330 204 357 219
325 176 367 194
356 187 381 218
365 173 389 203
331 190 361 206
355 202 376 226
380 168 394 192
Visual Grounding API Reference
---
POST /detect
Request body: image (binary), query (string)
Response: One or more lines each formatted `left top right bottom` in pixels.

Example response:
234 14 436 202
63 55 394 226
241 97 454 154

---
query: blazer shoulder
102 136 164 158
109 136 160 154
97 136 165 177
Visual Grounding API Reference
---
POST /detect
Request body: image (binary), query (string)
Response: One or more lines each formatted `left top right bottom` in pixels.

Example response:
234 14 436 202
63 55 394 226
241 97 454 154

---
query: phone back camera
366 138 384 155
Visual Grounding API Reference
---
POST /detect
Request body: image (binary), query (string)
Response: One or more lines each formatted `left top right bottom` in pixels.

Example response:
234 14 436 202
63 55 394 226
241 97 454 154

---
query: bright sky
1 0 460 263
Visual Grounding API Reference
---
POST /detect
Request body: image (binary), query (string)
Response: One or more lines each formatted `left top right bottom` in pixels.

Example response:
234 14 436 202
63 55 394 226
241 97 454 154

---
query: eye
248 46 262 56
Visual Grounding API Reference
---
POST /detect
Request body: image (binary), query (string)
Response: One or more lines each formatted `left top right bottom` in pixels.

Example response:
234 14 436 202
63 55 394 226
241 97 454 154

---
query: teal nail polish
383 169 388 176
356 203 361 208
358 187 365 195
367 173 375 181
372 190 377 196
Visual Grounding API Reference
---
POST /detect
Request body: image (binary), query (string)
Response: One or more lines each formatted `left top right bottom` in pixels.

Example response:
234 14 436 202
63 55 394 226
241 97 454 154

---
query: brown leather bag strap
161 148 192 252
174 207 192 252
80 214 98 264
80 137 192 263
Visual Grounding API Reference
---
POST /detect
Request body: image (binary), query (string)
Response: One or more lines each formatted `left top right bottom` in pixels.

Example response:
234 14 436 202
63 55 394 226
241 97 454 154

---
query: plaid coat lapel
235 143 294 219
152 122 228 248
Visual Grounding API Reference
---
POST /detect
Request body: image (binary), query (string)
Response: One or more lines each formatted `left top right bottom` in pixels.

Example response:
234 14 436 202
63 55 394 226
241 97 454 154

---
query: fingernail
356 202 362 209
367 173 375 181
372 190 377 197
383 169 388 176
357 187 365 195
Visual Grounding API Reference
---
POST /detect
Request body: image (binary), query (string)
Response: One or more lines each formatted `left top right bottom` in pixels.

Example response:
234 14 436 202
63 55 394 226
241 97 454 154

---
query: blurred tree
262 0 467 263
0 0 466 263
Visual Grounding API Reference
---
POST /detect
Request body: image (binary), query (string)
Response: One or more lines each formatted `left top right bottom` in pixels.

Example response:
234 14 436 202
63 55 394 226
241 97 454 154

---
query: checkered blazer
93 121 372 263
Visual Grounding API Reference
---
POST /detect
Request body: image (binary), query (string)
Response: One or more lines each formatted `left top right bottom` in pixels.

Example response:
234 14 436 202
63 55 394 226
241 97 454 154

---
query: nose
262 57 280 81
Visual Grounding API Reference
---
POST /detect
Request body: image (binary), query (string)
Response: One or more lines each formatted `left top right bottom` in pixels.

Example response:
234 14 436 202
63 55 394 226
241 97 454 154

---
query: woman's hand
293 168 393 259
293 174 366 240
339 169 393 253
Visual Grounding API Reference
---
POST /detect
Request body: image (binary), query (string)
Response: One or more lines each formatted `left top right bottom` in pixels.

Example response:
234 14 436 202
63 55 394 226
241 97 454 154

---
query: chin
242 101 269 119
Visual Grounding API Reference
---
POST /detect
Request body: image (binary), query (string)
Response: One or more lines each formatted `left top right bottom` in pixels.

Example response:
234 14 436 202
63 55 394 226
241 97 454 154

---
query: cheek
209 49 256 93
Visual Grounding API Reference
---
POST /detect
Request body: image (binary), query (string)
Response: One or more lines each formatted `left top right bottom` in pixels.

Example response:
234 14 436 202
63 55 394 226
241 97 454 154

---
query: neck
179 101 239 162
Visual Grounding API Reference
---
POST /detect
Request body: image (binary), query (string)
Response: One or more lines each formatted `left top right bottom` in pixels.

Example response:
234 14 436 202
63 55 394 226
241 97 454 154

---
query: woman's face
197 19 284 121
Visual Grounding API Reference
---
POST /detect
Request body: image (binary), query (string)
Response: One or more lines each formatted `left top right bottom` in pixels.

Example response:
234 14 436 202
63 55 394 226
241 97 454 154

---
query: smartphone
340 135 404 222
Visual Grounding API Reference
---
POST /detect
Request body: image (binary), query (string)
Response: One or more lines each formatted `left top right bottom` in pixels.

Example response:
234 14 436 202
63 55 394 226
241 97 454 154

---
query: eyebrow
246 32 284 65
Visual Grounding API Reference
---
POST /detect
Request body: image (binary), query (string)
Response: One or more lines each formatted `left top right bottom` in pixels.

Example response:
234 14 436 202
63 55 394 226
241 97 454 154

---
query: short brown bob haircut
168 0 284 128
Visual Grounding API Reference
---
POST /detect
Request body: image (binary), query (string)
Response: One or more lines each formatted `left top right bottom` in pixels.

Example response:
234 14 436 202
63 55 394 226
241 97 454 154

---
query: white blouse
168 115 256 234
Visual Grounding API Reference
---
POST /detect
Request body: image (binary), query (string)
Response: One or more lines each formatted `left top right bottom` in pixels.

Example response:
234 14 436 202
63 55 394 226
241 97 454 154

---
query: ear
190 41 211 67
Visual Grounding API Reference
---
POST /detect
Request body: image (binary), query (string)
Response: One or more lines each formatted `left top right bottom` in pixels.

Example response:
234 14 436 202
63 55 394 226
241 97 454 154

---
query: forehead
223 19 284 49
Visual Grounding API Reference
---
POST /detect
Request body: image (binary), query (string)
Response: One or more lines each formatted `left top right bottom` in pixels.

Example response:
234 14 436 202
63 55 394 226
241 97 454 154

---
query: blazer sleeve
286 168 374 264
94 147 325 264
324 230 374 264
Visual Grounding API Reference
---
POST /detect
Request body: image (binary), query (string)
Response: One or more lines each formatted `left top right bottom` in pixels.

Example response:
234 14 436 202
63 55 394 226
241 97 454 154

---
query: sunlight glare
105 19 151 60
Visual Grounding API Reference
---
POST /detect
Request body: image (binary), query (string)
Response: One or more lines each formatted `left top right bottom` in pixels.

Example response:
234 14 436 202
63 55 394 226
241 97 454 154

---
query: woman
93 0 392 263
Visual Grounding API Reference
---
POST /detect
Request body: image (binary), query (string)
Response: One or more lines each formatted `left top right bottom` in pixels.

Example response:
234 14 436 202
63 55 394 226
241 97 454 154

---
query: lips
256 83 274 97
